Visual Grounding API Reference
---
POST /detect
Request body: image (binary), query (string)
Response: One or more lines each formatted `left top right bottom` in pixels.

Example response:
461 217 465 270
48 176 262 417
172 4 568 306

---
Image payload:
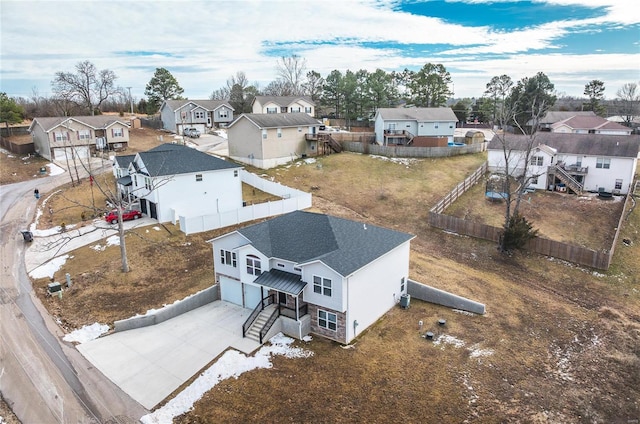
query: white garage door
220 276 243 306
53 146 90 161
243 284 262 310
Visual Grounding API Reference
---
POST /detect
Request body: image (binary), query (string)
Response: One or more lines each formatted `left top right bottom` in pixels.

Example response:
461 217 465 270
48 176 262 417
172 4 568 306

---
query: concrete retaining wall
114 285 220 332
407 279 485 315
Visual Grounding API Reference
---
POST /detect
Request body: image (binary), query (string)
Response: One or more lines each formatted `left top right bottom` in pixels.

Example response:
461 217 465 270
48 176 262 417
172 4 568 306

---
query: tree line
1 56 639 128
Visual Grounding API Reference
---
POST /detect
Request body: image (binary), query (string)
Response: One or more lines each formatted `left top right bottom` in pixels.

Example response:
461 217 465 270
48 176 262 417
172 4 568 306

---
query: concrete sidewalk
77 301 259 409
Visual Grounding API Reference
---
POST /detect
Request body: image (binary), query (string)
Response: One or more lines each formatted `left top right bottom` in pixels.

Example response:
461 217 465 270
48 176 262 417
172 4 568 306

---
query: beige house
252 96 315 117
29 116 129 161
227 113 321 169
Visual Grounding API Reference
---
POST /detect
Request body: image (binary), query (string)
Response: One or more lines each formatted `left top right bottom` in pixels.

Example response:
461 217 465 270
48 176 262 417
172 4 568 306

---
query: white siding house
252 96 315 116
488 133 640 195
210 211 415 345
126 143 243 222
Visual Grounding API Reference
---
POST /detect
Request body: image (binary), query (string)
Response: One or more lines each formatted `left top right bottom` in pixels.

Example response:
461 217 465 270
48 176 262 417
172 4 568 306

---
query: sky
1 0 639 103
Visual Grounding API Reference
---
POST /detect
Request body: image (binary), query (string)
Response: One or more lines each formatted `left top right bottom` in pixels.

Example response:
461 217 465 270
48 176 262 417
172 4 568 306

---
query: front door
149 201 157 219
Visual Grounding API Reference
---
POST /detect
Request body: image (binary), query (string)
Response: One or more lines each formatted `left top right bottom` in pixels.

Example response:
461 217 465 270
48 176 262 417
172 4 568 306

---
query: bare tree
615 82 639 127
276 55 307 96
490 73 555 251
263 79 294 96
52 61 121 115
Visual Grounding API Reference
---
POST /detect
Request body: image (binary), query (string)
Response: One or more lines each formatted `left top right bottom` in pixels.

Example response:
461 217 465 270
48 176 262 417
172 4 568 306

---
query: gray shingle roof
163 99 234 112
253 95 315 107
230 113 321 129
237 211 414 276
31 116 129 131
487 133 640 158
138 143 241 176
376 107 457 122
114 154 136 169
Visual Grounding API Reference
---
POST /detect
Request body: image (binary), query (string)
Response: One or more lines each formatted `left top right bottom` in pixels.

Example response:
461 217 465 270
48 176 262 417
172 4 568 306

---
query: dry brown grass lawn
444 178 625 249
27 149 640 422
0 134 50 185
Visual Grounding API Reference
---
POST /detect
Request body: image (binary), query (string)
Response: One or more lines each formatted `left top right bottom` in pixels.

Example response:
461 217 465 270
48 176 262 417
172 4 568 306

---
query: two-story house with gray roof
227 113 322 169
29 116 130 161
252 95 315 116
125 143 243 222
159 99 235 134
374 107 458 145
210 210 415 344
487 133 640 195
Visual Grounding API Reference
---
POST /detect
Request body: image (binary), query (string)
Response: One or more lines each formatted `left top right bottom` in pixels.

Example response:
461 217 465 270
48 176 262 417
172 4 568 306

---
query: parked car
183 127 201 138
105 209 142 224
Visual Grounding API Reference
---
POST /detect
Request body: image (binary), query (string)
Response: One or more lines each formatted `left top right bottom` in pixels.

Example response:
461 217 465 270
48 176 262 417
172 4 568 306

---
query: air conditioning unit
613 189 621 195
400 294 411 309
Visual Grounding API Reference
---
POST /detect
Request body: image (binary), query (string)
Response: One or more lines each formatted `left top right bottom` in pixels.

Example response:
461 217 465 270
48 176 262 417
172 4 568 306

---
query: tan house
227 113 322 169
29 116 129 161
550 115 633 136
252 96 315 117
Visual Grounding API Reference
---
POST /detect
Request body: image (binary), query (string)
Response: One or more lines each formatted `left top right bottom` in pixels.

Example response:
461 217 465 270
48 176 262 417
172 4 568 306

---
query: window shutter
66 131 70 140
111 128 114 137
77 131 80 140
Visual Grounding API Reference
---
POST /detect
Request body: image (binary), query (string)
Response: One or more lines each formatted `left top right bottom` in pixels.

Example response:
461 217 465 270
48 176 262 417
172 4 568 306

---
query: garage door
53 146 90 161
243 284 262 310
220 276 243 306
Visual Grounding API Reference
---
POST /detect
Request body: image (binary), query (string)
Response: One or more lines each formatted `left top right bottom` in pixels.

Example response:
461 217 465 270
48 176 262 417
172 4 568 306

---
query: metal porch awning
253 269 307 295
117 175 132 186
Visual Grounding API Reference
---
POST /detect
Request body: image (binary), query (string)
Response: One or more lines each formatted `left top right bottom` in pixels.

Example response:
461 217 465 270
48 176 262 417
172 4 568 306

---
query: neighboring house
123 143 243 222
535 111 596 132
373 107 458 145
113 154 136 202
159 100 235 134
30 116 130 161
252 96 315 117
210 210 415 344
227 113 323 169
550 115 633 136
487 133 640 195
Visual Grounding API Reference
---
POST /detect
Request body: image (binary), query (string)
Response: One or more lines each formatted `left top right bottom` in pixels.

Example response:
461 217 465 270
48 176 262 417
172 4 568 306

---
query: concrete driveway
77 301 259 409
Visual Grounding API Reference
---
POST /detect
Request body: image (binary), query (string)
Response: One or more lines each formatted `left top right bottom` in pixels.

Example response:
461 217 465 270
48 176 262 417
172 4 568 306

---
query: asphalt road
0 158 147 423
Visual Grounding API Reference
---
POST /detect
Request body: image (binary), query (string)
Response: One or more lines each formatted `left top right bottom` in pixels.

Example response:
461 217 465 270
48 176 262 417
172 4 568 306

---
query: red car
105 209 142 224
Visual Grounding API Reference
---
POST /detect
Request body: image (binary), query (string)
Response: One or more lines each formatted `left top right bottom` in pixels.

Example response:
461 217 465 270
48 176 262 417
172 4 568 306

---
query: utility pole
126 87 133 114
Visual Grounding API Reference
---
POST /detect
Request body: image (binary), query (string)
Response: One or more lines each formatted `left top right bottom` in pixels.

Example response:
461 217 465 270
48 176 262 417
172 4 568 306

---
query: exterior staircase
322 133 343 153
245 304 277 342
552 165 584 195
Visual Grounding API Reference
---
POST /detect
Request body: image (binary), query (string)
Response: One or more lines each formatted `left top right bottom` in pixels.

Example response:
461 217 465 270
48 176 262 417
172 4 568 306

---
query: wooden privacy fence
428 162 628 270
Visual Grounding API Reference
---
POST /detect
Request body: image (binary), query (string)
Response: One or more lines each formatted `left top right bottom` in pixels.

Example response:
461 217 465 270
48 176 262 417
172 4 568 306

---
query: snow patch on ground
140 333 312 424
47 163 65 176
28 254 70 279
469 344 494 358
153 226 161 231
63 323 110 343
370 155 420 167
453 309 476 316
433 334 465 349
90 235 120 251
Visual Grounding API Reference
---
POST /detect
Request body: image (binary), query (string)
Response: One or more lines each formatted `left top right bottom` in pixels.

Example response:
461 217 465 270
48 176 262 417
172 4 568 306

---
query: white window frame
262 129 268 139
219 109 228 118
277 128 282 138
596 157 610 169
615 179 623 190
313 275 332 297
530 156 543 166
196 174 203 182
78 129 91 140
318 309 337 331
220 249 237 267
113 127 124 137
194 110 205 120
246 255 262 276
266 107 277 114
54 131 69 142
305 106 312 114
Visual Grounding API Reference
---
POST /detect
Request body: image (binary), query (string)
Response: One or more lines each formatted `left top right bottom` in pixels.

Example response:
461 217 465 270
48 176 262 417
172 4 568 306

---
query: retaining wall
407 280 486 315
113 285 220 332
